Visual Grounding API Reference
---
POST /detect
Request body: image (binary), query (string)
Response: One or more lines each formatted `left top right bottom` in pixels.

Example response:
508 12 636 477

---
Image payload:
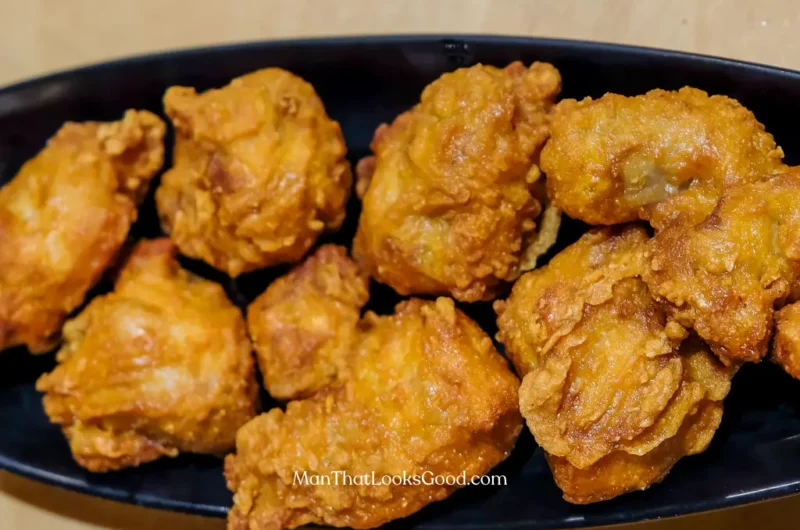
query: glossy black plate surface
2 35 800 528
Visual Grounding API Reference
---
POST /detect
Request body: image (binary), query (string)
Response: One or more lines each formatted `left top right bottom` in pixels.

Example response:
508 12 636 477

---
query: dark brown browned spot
208 153 240 194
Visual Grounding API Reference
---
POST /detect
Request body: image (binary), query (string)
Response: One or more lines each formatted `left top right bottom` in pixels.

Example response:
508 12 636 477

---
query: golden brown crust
496 226 734 503
518 278 684 468
519 179 561 271
156 68 352 277
36 239 258 472
353 62 562 302
247 245 369 400
547 399 724 504
773 301 800 378
542 87 785 228
226 297 522 529
495 225 652 376
643 169 800 365
536 336 733 503
0 110 165 353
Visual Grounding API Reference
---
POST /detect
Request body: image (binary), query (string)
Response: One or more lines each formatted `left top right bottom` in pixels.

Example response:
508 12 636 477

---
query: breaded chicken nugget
36 239 258 472
542 87 785 228
226 297 521 529
644 169 800 364
495 225 654 375
496 226 734 503
353 61 562 302
157 68 352 277
547 391 725 504
774 302 800 378
247 245 369 400
0 110 165 353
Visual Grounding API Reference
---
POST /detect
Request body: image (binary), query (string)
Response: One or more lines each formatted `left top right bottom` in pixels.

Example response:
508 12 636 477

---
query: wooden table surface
2 1 799 528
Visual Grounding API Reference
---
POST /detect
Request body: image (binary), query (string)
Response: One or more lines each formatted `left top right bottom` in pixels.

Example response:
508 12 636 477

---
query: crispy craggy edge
519 177 562 272
36 238 258 472
225 296 523 529
494 223 741 503
0 110 165 354
100 109 167 205
530 333 736 504
246 244 370 400
773 302 800 379
156 70 352 277
494 225 653 377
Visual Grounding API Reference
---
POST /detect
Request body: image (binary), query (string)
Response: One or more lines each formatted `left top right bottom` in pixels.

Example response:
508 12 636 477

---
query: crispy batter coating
353 61 562 302
774 302 800 378
520 179 562 271
226 297 522 529
156 68 352 277
495 226 654 376
247 245 369 400
644 169 800 365
519 279 682 468
36 239 258 472
547 397 724 504
541 87 785 228
496 226 734 503
0 110 165 353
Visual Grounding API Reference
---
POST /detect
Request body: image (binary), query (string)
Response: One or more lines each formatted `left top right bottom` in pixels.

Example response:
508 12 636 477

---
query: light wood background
2 0 799 528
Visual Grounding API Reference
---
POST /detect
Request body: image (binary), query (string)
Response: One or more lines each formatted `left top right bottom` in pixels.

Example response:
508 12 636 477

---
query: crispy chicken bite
247 245 369 400
226 296 522 529
36 239 258 472
353 61 562 302
541 87 785 229
546 386 726 504
495 226 652 376
0 110 165 353
774 302 800 378
643 169 800 365
496 226 735 503
156 68 352 277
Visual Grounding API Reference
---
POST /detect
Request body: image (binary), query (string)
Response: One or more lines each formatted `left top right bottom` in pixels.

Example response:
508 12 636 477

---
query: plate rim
3 33 800 95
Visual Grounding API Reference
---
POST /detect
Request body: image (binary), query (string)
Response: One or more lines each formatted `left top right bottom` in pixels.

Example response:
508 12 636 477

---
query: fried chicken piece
774 302 800 378
496 226 735 503
353 61 562 302
226 297 522 529
36 239 258 472
643 169 800 365
156 68 352 277
542 87 785 229
247 245 369 400
0 110 165 353
547 396 724 504
495 225 653 376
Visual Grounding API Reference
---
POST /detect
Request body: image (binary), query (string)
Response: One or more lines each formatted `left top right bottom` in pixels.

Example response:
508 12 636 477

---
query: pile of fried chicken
1 58 798 529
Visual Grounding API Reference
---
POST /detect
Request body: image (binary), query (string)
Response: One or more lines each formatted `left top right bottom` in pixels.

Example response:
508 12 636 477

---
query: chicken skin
0 110 165 353
226 294 522 529
643 169 800 365
156 68 352 277
496 226 735 503
542 87 785 229
353 61 562 302
247 245 369 400
36 239 258 472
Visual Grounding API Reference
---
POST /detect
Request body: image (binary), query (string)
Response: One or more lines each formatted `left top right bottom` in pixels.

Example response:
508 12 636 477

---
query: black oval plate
2 35 800 529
